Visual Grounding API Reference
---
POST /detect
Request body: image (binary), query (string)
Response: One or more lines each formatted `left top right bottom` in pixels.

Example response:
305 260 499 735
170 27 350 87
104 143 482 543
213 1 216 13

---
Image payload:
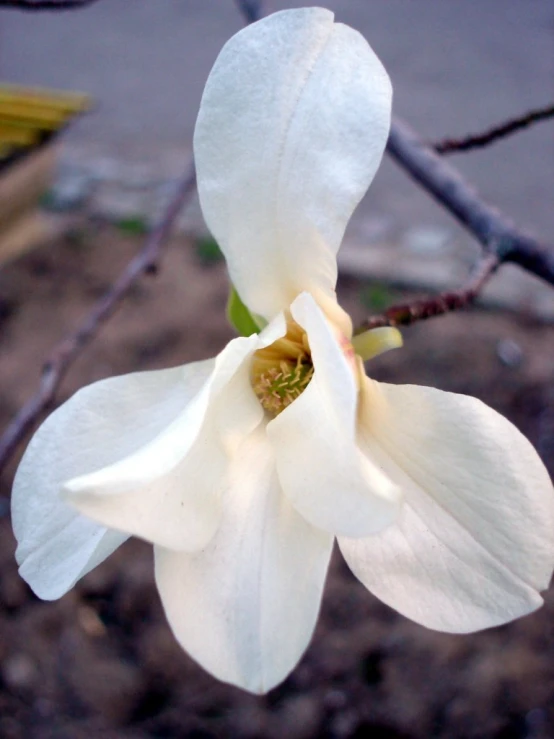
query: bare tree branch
387 119 554 286
0 163 196 471
359 120 554 334
433 103 554 154
0 0 99 9
357 254 500 330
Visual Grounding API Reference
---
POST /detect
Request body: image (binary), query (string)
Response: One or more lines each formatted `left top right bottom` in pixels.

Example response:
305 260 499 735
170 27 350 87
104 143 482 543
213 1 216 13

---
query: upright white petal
339 379 554 632
194 8 392 320
268 293 400 537
64 337 264 552
13 363 211 599
155 427 333 694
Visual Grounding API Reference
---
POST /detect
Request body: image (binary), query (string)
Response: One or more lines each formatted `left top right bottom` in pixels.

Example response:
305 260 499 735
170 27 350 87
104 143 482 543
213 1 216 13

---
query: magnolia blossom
12 8 554 694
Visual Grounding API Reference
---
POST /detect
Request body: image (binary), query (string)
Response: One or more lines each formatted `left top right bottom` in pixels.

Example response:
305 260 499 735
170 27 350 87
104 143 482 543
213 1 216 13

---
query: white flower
11 8 554 695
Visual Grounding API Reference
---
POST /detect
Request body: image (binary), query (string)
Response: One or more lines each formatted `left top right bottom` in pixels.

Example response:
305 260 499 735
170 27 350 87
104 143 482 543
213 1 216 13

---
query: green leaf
359 283 394 312
115 216 149 235
194 235 223 265
227 286 262 336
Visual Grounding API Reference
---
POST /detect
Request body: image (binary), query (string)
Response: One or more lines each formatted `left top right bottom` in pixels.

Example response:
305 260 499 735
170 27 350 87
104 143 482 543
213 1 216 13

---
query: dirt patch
0 224 553 738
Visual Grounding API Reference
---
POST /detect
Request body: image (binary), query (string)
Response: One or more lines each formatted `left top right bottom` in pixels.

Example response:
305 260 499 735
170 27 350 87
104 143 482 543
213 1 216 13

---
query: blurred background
0 1 553 737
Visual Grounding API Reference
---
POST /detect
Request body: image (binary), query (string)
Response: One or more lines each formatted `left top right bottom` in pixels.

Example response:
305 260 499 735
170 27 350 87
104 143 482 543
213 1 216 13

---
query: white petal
339 379 554 632
155 427 333 694
12 363 212 599
64 337 265 552
194 8 392 320
268 293 400 537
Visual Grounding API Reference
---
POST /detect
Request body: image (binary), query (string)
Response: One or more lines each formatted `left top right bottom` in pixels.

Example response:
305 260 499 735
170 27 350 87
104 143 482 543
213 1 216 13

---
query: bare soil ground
0 225 553 739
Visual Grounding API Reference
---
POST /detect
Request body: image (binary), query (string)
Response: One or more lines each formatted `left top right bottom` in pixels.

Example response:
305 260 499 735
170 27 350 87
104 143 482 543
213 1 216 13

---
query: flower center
252 318 313 417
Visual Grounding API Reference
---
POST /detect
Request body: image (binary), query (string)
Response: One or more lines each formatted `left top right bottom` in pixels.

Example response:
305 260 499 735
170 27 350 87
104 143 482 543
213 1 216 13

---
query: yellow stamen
253 357 314 416
251 312 369 416
252 316 314 417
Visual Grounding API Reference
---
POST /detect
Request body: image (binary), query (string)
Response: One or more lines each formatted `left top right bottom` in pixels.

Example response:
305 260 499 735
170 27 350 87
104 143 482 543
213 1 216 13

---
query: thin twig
387 119 554 286
357 120 554 332
433 104 554 154
0 163 196 471
0 0 99 9
358 254 500 330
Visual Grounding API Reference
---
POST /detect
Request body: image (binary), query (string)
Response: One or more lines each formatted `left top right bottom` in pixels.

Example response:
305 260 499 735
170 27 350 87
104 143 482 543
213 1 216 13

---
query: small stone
45 167 95 212
354 214 394 243
69 654 144 725
276 695 322 739
87 156 120 182
117 162 155 190
323 689 348 711
77 605 106 638
230 704 269 739
330 708 359 739
402 225 453 255
496 338 524 368
3 653 38 690
34 697 54 719
91 182 150 222
0 572 28 609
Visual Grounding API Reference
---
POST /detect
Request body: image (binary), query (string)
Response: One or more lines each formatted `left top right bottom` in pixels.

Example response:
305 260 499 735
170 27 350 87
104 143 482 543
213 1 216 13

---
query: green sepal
226 285 263 336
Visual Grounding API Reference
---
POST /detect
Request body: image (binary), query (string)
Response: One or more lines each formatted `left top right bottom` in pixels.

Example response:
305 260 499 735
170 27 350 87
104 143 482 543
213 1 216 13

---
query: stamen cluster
252 318 313 416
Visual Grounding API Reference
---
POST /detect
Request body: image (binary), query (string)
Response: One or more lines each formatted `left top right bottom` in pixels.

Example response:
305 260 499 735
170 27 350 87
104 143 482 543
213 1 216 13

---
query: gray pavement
1 1 553 253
